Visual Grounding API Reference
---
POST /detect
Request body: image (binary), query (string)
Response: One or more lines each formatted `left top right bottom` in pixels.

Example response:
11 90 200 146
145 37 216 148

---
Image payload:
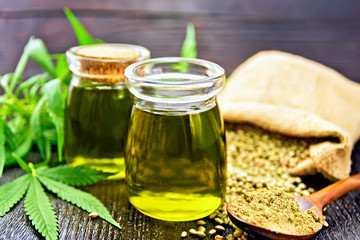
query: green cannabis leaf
36 165 113 186
12 37 56 91
0 174 30 215
25 176 58 240
0 37 68 171
173 23 198 72
43 79 65 162
64 7 103 45
181 23 197 59
0 7 102 171
38 176 121 229
30 96 47 160
0 165 120 240
0 9 112 239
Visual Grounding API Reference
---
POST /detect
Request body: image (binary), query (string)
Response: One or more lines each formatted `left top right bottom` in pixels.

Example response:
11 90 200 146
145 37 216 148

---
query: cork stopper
77 45 140 59
67 44 150 84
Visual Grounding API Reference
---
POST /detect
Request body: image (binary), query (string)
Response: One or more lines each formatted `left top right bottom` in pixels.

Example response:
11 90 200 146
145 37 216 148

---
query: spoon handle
307 173 360 209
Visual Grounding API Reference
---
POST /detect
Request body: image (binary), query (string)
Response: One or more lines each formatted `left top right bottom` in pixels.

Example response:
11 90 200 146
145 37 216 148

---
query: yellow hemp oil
124 57 227 221
65 44 150 179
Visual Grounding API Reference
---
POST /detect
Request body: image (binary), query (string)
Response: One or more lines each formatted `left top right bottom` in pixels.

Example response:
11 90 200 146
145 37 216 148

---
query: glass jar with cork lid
65 44 150 179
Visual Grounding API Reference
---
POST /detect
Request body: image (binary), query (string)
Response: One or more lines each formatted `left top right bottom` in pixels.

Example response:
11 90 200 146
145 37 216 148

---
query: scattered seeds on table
88 212 99 218
196 231 206 238
197 226 206 232
215 225 225 231
197 220 206 225
234 229 243 238
214 217 224 224
189 229 197 235
181 231 187 238
209 213 217 219
227 234 235 240
209 229 217 235
215 235 223 240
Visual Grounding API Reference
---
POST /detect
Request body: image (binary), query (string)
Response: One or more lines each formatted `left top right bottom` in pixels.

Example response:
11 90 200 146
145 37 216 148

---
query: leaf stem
29 162 37 176
10 153 32 173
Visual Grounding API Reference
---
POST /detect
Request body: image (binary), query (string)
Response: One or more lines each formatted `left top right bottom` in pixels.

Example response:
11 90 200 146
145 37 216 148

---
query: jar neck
71 75 126 89
133 96 218 115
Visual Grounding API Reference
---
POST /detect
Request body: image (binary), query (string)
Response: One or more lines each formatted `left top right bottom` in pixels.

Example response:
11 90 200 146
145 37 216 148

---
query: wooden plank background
1 1 360 239
1 0 360 82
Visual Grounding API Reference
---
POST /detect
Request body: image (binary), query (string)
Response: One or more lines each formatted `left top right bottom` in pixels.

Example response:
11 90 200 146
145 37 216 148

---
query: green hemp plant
0 7 197 240
0 8 120 240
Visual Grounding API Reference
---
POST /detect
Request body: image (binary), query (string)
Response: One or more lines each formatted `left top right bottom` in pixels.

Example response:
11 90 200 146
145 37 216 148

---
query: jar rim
66 43 151 62
125 57 226 105
124 57 225 85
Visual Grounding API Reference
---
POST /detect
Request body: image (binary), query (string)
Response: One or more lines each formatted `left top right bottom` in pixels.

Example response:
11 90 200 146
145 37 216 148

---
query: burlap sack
219 51 360 181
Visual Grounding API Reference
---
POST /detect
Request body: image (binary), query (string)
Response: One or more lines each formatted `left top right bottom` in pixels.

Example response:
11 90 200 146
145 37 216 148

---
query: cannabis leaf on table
0 162 120 240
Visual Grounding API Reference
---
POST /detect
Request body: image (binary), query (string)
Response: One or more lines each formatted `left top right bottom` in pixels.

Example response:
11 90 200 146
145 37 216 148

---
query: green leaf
0 118 6 177
43 79 64 117
25 176 58 240
44 139 51 164
12 37 56 90
63 7 97 45
181 23 197 58
27 38 56 77
30 96 46 159
0 73 14 95
4 153 16 167
0 100 31 116
43 79 64 162
15 73 48 98
14 128 33 158
2 119 16 151
37 166 112 186
0 174 30 216
11 47 30 90
29 82 43 101
38 176 121 229
10 153 32 173
94 38 106 44
55 54 70 81
173 23 198 72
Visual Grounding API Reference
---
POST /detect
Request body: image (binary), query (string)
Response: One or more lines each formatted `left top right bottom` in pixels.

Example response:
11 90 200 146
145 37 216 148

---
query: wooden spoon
227 173 360 240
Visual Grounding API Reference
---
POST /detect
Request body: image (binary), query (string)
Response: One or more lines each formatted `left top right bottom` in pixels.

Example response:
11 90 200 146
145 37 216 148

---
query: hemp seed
209 229 217 235
196 231 206 238
215 225 225 231
88 212 99 218
197 220 206 225
189 229 197 235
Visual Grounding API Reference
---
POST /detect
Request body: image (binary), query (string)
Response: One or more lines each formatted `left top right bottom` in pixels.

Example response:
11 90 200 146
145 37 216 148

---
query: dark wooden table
0 140 359 240
1 1 360 239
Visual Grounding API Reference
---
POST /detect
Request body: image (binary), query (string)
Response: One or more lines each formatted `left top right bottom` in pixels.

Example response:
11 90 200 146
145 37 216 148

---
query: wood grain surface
1 1 360 239
1 0 360 82
0 138 360 240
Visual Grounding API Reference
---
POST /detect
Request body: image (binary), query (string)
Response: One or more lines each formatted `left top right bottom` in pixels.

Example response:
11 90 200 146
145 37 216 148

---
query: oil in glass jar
65 44 150 179
124 57 227 221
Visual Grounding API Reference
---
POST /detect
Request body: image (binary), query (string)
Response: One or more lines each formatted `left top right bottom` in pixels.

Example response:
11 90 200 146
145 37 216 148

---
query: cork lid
77 45 140 59
66 44 150 83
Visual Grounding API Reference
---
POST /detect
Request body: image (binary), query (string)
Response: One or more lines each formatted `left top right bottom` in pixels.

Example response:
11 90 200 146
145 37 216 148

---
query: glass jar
65 44 150 179
124 57 227 221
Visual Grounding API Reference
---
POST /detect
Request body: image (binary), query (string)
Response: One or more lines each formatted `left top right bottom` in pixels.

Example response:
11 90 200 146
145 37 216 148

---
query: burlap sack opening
219 51 360 181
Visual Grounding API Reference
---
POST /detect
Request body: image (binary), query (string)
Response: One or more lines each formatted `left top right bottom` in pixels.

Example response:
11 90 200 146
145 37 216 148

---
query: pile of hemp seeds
181 123 328 240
